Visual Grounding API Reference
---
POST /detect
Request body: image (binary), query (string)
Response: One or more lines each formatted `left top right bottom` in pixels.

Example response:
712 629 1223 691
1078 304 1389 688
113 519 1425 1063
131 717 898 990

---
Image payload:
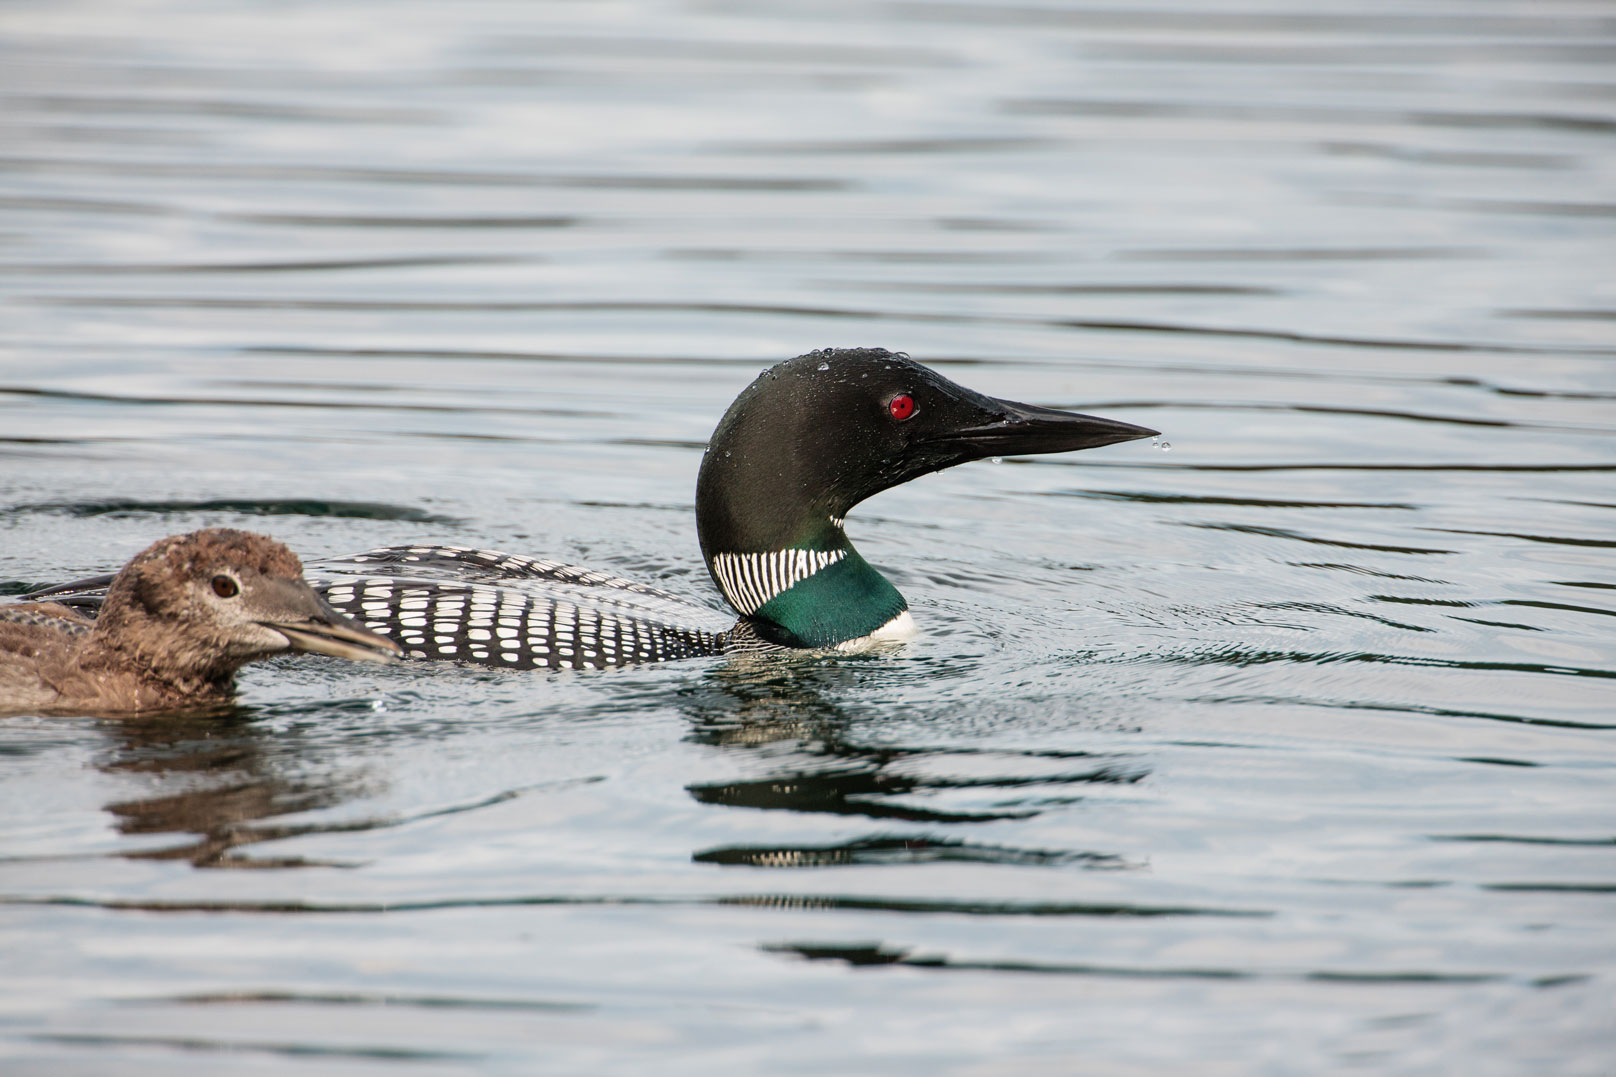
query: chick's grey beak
259 586 400 664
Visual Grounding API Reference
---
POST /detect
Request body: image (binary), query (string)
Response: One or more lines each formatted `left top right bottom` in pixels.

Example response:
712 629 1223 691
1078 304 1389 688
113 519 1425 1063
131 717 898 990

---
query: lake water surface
1 1 1613 1072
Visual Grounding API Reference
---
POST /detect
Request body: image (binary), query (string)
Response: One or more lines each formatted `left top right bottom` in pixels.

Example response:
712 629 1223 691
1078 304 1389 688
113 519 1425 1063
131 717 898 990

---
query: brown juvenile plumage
0 528 398 716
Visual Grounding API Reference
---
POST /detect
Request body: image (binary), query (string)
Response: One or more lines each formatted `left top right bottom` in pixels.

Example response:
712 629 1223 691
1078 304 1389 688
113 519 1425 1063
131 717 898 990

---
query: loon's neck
704 523 907 649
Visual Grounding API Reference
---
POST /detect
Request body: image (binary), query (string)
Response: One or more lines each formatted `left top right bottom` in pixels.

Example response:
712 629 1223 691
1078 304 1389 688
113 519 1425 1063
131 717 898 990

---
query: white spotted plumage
310 545 731 671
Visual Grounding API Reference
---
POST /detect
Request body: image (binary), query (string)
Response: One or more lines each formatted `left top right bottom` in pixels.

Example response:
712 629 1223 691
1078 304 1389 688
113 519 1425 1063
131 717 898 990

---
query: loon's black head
694 349 1157 649
697 348 1156 552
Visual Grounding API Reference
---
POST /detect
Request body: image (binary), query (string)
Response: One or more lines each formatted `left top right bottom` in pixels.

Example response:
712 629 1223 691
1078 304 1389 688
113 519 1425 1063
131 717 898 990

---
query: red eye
888 394 916 421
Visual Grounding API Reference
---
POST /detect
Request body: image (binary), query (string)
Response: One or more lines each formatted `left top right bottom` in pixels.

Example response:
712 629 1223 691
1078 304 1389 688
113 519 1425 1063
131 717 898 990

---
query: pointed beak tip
1064 413 1160 449
1126 422 1161 441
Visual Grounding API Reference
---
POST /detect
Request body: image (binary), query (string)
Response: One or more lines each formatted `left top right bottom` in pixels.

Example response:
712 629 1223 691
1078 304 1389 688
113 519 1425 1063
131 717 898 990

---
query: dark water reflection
682 662 1148 838
94 709 381 870
2 0 1614 1070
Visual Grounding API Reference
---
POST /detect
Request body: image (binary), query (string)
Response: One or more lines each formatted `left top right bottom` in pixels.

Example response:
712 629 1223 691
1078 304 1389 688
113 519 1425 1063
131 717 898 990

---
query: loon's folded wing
311 545 732 670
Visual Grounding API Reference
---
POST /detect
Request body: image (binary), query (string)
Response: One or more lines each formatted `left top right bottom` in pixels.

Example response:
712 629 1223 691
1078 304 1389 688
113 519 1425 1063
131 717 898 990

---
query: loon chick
1 528 398 715
29 350 1156 671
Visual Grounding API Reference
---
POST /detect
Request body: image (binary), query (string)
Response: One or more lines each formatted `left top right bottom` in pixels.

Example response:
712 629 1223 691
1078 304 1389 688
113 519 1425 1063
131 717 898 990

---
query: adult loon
1 528 398 715
26 350 1155 672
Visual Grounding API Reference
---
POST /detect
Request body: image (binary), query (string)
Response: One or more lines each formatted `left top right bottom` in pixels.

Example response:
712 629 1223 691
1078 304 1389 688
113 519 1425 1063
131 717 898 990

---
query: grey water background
1 0 1613 1071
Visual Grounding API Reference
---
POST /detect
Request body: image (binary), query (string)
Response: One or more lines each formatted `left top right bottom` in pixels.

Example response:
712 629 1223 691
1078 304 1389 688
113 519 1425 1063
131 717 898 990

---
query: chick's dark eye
211 575 239 599
888 393 916 421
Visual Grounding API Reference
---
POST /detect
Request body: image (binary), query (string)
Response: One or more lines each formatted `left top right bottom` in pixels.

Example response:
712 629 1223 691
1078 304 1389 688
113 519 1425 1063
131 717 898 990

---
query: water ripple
765 942 1517 985
0 893 1267 918
9 497 459 523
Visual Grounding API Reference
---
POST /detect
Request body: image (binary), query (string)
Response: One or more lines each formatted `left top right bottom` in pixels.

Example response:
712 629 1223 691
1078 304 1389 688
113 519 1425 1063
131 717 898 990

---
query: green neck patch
752 545 907 648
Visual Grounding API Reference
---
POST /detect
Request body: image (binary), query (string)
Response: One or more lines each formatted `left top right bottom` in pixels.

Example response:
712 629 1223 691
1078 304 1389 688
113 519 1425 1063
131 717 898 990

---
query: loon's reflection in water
679 660 1146 871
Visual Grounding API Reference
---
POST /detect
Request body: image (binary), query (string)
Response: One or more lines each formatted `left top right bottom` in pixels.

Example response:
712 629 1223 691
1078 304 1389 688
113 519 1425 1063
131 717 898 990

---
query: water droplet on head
817 361 829 371
724 450 732 458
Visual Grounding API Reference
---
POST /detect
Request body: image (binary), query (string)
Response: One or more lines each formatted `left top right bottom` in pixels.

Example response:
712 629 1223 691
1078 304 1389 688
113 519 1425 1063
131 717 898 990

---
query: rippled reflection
680 662 1148 878
93 710 369 869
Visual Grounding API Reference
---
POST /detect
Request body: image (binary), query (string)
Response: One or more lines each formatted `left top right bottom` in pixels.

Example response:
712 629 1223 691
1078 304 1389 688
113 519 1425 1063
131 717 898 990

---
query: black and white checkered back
312 545 731 671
